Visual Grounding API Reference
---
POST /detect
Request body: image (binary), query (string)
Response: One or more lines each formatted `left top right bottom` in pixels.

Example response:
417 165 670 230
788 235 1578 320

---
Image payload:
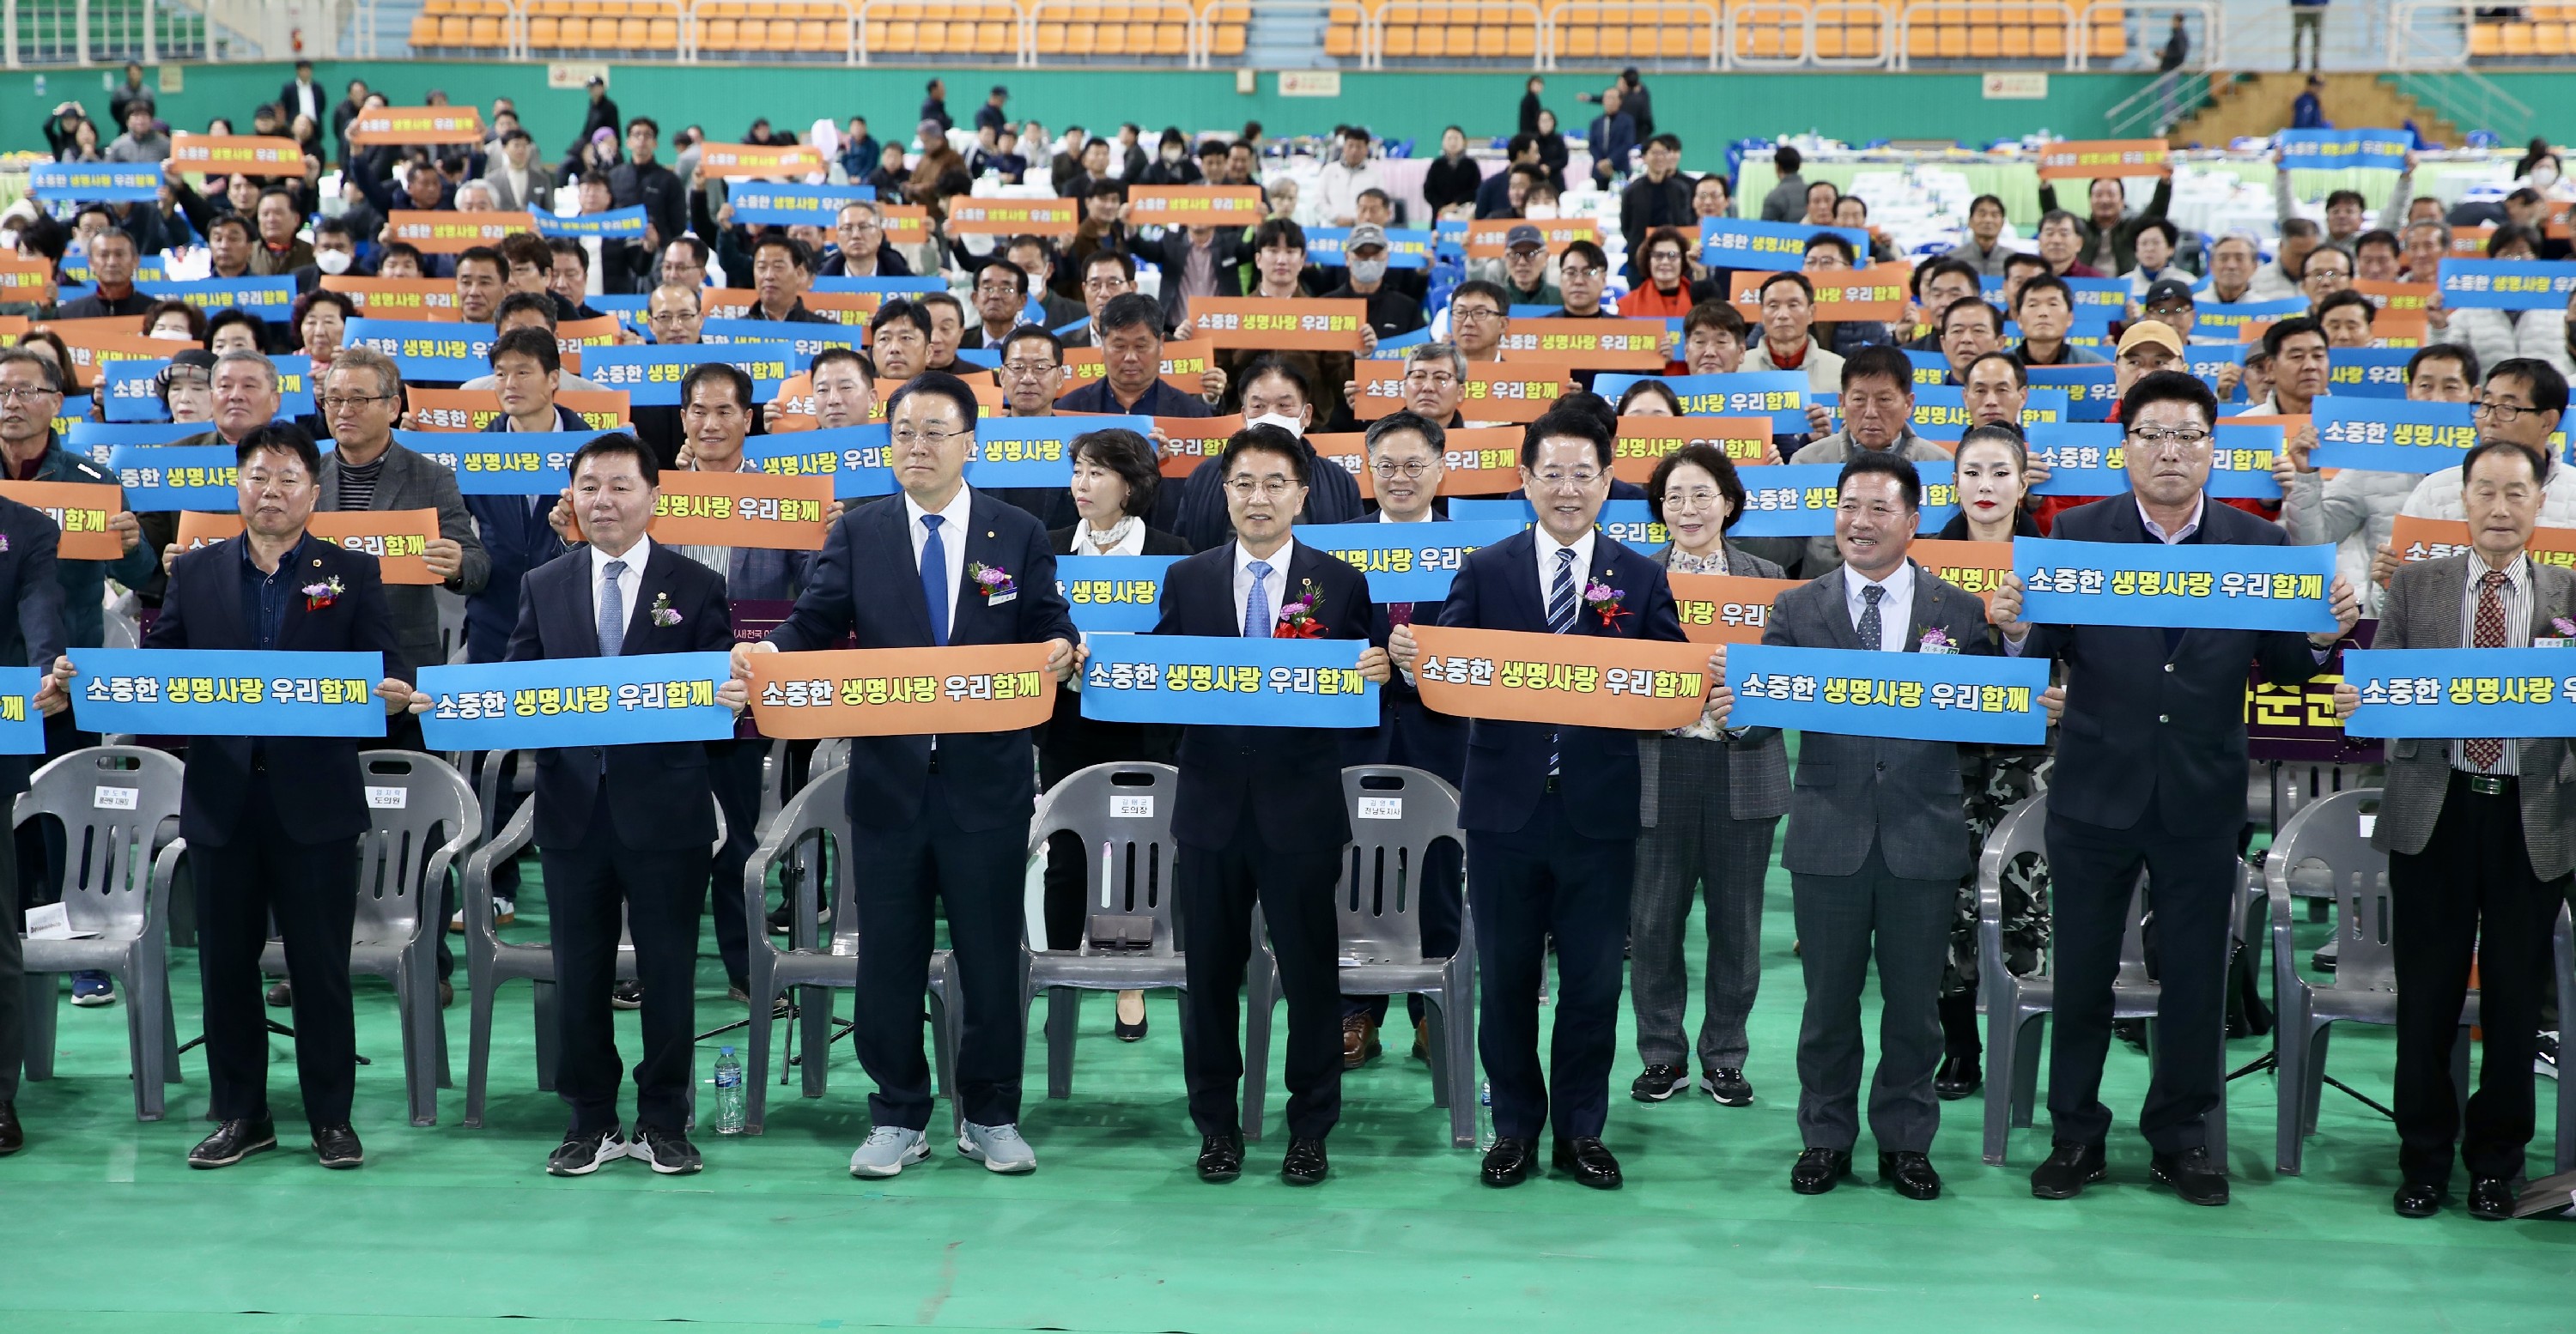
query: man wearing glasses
1440 280 1512 363
962 262 1035 350
1056 293 1224 418
1991 371 2359 1209
819 200 913 279
981 325 1080 529
1331 342 1467 433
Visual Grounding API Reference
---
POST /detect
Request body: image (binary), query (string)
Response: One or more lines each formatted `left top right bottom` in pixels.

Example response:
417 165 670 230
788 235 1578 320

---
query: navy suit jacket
0 496 66 797
2019 495 2326 834
507 540 732 852
1155 537 1376 850
1437 528 1683 836
767 488 1078 834
146 536 401 847
462 405 589 664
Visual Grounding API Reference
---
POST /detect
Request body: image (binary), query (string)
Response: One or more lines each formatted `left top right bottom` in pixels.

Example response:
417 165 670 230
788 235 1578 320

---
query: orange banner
1731 262 1913 322
1152 414 1242 479
767 373 817 431
877 204 930 247
1668 573 1804 646
407 386 631 433
1612 415 1777 482
2353 279 2435 316
0 256 57 306
386 210 538 254
694 288 762 322
323 275 464 321
2390 515 2576 571
1465 219 1600 260
1351 360 1571 423
2449 226 2495 258
802 290 883 326
745 644 1058 737
647 470 833 549
0 480 125 560
1125 186 1267 228
175 509 447 584
168 133 307 176
1062 346 1212 396
2036 138 2170 180
1407 625 1713 729
42 327 169 386
1907 538 2016 609
1314 426 1527 498
695 142 829 179
944 197 1079 236
348 106 486 146
1494 318 1670 370
1186 297 1370 352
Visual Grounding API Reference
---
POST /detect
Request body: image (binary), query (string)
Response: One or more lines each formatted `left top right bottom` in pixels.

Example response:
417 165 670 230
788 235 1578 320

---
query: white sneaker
848 1125 929 1178
2539 1031 2560 1081
957 1121 1037 1173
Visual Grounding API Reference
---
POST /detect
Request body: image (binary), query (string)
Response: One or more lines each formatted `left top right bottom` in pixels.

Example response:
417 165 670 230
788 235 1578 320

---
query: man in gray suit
1711 451 2039 1202
2333 426 2576 1222
477 128 556 215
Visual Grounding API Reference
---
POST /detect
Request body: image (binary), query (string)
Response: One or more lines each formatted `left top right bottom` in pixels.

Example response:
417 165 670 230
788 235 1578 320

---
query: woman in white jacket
2279 343 2482 615
2428 225 2576 380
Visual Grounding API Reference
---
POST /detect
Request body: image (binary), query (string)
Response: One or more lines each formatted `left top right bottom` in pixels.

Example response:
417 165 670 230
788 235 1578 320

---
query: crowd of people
0 65 2570 1226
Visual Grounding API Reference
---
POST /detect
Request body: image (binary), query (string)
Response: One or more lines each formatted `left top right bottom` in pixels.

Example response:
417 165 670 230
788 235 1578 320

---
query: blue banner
968 415 1152 489
137 276 298 323
1078 634 1379 727
107 445 239 511
70 419 204 459
2063 278 2131 319
2184 342 2251 389
71 648 388 738
728 184 876 227
2210 422 2287 500
529 206 647 240
2341 646 2576 738
1299 520 1524 603
1435 219 1469 255
2311 397 2476 473
1303 227 1435 269
2435 259 2576 312
392 429 595 495
2017 387 2075 431
1910 384 1971 441
810 275 948 295
345 318 499 384
1446 498 1669 552
2275 127 2414 173
2026 421 2281 499
271 354 317 418
1055 555 1185 634
99 360 170 422
2195 298 2310 331
697 318 866 364
414 652 738 750
1714 462 1959 538
1725 643 2050 744
744 423 896 499
31 161 164 202
1903 349 1950 387
0 667 42 755
1594 372 1807 434
2014 536 2338 632
1376 326 1433 353
2324 347 2415 400
2025 364 2120 422
581 342 793 406
1696 218 1870 265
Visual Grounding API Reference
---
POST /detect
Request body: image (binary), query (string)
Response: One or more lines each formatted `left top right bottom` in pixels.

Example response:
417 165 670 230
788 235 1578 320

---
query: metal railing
1720 0 1810 66
1807 1 1894 69
3 0 214 65
2104 67 2215 135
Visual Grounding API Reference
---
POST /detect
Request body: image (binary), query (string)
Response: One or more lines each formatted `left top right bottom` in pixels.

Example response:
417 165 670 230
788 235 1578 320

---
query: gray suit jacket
319 441 491 683
1640 541 1790 825
1760 560 1995 881
477 166 556 215
2370 554 2576 879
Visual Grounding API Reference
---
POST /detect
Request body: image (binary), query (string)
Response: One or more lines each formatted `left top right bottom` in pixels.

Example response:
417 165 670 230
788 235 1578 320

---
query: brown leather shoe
1342 1015 1381 1069
1411 1018 1430 1062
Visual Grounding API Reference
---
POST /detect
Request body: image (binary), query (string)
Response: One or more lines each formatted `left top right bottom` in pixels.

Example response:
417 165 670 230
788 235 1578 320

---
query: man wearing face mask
1318 225 1425 343
1170 355 1364 552
290 218 359 293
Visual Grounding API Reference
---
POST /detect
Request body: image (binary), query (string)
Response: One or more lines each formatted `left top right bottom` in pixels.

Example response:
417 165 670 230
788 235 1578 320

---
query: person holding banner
1938 194 2016 280
1939 300 2006 387
1785 346 1957 577
2283 343 2479 615
734 370 1078 1179
2036 171 2173 279
1991 370 2360 1207
1962 350 2031 434
1388 405 1690 1190
56 227 150 319
817 201 913 280
0 476 70 1155
1173 356 1364 552
2382 358 2576 573
2330 437 2575 1220
2432 226 2569 373
1744 272 1846 396
867 299 935 383
2008 276 2107 369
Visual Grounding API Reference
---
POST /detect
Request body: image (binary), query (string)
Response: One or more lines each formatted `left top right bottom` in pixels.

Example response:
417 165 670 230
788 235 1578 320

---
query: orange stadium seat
1324 21 1358 55
409 15 439 46
1935 24 1965 57
648 17 680 45
1968 24 1999 56
2468 21 2502 54
1215 21 1248 53
1035 20 1069 52
2084 4 2123 57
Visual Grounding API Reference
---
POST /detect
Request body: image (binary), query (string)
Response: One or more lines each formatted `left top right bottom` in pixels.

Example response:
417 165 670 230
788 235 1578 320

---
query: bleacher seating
2470 7 2576 60
406 0 1240 61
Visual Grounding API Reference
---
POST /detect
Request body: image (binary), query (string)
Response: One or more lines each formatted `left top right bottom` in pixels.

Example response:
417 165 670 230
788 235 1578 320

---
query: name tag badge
1357 797 1404 820
94 785 139 810
1109 794 1153 818
365 785 410 809
987 588 1018 606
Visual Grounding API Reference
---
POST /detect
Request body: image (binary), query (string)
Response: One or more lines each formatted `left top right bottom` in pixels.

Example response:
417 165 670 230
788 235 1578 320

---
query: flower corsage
1918 627 1958 655
1274 579 1327 638
1584 579 1628 630
972 561 1018 605
649 591 682 628
301 575 343 612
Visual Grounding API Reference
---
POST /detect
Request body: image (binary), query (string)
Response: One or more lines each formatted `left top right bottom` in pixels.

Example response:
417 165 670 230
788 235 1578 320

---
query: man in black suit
1388 406 1692 1189
734 371 1079 1179
1147 423 1390 1187
0 490 71 1155
94 424 411 1170
478 434 744 1178
1991 370 2358 1206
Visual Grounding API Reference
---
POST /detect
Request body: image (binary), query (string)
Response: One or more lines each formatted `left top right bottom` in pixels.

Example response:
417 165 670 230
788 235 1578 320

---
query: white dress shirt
1840 560 1915 652
1534 526 1598 616
2137 494 2205 544
1233 537 1297 637
1376 506 1437 523
588 535 652 650
903 484 974 630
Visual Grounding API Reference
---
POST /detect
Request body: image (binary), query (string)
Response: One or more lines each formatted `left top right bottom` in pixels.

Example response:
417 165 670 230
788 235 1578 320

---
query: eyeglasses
647 310 699 323
1451 306 1502 322
0 385 61 403
1531 468 1602 489
1082 276 1132 292
1558 266 1601 282
2129 427 2213 453
1226 477 1300 500
319 393 394 410
1001 361 1057 379
975 282 1022 296
1664 487 1724 508
1370 458 1435 479
892 427 969 448
2473 399 2537 423
1402 371 1458 390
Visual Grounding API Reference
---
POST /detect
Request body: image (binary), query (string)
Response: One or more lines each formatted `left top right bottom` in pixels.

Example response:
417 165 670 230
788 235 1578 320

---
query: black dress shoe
264 979 294 1009
188 1119 279 1168
1195 1133 1244 1183
0 1100 21 1155
437 979 454 1009
312 1123 365 1169
2392 1181 2445 1218
1880 1150 1941 1200
1280 1137 1329 1185
2030 1141 2107 1199
1790 1146 1852 1194
1113 1014 1148 1042
1701 1067 1753 1107
2467 1177 2515 1221
611 980 643 1010
1551 1137 1622 1189
1629 1064 1689 1101
1933 1053 1983 1101
2148 1147 2230 1206
1481 1136 1536 1187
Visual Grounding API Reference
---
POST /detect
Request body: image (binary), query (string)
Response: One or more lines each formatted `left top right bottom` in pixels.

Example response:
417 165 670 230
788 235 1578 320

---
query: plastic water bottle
713 1046 745 1135
1477 1080 1495 1151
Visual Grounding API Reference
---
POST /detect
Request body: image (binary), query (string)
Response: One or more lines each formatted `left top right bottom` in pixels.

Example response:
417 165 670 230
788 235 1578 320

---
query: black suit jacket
146 536 401 846
768 489 1078 833
1154 537 1376 850
1437 529 1684 836
507 540 732 852
2019 496 2326 834
0 497 65 796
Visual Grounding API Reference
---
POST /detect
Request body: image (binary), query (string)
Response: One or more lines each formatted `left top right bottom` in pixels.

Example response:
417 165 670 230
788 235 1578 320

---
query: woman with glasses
1042 428 1191 1041
1625 441 1787 1109
1621 227 1698 321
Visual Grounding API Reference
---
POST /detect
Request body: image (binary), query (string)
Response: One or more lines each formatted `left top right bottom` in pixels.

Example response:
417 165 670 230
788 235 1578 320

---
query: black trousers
706 737 769 989
1468 790 1635 1143
193 777 360 1130
2042 806 2238 1153
538 776 709 1137
1178 834 1344 1141
2389 774 2571 1185
0 805 21 1102
847 773 1027 1132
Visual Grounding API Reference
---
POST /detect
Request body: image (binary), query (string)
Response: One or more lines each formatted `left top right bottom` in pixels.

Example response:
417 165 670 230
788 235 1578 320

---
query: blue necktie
1546 548 1577 774
596 559 627 658
920 514 950 647
1243 560 1273 638
1857 583 1885 652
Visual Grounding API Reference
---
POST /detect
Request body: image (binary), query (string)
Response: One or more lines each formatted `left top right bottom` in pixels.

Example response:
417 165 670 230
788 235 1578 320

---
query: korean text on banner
173 509 446 584
746 643 1057 737
1055 555 1183 634
71 648 388 737
0 480 125 560
1725 643 2050 744
1668 573 1804 645
1406 625 1710 729
2013 535 2339 632
415 652 738 750
2341 646 2576 738
1078 635 1378 727
1300 520 1523 603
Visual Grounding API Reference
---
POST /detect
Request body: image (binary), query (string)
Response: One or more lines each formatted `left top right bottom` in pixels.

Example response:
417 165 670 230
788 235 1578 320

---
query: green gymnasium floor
2 853 2568 1334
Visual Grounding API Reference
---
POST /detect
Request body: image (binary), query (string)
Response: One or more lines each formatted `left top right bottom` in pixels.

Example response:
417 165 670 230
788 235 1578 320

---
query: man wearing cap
2139 279 2200 343
1494 225 1560 309
1319 225 1426 343
975 86 1008 136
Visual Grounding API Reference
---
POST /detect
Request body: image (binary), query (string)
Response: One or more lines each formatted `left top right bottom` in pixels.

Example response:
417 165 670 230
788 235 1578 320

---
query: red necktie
1387 603 1414 627
2465 570 2509 771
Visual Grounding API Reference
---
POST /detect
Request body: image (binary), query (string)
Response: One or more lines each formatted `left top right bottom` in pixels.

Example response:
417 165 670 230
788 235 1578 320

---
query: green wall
7 59 2160 165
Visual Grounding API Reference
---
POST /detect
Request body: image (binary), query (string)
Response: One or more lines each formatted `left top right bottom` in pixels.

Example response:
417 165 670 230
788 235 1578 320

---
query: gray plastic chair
1979 791 2237 1167
738 764 958 1135
1022 762 1185 1103
15 745 186 1120
1242 765 1477 1146
2558 907 2575 1174
258 751 477 1128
